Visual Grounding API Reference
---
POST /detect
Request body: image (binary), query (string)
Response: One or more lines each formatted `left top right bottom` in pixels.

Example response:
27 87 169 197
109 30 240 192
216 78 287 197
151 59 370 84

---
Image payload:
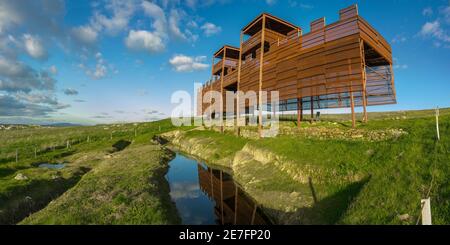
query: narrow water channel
166 153 271 225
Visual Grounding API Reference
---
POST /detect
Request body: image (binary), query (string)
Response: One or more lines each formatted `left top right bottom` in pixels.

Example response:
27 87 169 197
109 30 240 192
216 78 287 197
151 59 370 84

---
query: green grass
20 144 180 224
0 119 191 224
167 108 450 224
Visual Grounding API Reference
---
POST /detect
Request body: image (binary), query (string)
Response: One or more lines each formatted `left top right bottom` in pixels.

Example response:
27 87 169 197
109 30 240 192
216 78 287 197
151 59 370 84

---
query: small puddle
38 163 66 169
166 153 271 225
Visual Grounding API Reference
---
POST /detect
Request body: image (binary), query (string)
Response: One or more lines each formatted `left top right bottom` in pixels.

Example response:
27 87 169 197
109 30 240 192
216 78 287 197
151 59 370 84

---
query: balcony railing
213 59 238 75
242 31 262 55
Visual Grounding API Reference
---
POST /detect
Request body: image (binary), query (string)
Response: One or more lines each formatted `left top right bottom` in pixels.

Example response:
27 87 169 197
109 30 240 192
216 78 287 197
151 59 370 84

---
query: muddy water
166 153 271 225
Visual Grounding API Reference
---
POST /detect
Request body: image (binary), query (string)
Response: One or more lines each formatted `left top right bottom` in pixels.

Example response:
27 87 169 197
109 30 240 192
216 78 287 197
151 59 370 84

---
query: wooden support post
251 203 257 225
258 16 266 138
359 39 368 122
220 48 227 133
210 168 214 200
350 90 356 128
210 56 215 124
297 98 301 128
220 171 224 225
236 32 243 136
234 185 238 225
348 59 356 128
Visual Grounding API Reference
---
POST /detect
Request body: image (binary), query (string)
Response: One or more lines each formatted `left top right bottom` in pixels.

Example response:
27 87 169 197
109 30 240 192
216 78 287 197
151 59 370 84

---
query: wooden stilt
297 98 301 128
251 203 257 225
220 48 227 133
220 171 224 225
359 39 368 123
234 185 238 225
236 33 243 136
258 16 266 138
350 90 356 128
348 59 356 128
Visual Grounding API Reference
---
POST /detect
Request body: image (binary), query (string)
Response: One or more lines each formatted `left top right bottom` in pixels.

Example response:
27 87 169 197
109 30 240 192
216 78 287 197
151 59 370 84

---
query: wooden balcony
223 69 238 87
242 31 262 55
213 59 238 75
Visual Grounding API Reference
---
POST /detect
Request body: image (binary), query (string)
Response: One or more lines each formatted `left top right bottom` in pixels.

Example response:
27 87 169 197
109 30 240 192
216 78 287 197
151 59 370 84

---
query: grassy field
163 108 449 224
0 119 188 224
1 108 448 224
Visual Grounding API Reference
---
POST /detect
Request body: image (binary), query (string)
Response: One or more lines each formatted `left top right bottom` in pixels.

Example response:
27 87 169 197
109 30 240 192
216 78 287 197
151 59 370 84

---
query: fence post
66 140 69 149
421 198 432 225
436 107 440 141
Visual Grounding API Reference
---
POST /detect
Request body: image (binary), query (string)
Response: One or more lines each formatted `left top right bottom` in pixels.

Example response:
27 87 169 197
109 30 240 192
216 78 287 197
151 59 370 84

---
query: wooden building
198 4 396 132
197 164 270 225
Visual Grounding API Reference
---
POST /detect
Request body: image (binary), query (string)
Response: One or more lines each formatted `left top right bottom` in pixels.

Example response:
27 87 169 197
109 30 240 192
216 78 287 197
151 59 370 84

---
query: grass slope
165 108 449 224
21 145 179 224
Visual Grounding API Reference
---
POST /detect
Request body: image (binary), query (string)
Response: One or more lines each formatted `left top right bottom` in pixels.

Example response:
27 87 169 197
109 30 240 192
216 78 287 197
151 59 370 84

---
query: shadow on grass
0 166 91 224
108 140 131 153
265 176 370 224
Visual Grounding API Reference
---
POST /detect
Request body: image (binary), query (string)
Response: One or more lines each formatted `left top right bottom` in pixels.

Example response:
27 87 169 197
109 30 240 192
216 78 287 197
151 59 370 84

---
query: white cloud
169 9 187 40
91 0 136 35
142 0 167 36
266 0 277 6
78 52 110 80
72 25 98 45
125 30 165 53
64 88 78 96
422 7 433 17
23 34 47 59
0 2 22 34
419 20 450 43
169 54 209 72
0 55 56 93
201 22 221 37
391 34 407 44
49 65 58 75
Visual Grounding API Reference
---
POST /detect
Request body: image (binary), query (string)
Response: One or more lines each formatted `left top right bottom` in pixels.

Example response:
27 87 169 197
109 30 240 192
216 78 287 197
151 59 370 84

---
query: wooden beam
220 48 227 133
348 59 356 128
359 39 368 122
251 203 257 225
236 32 243 136
297 98 301 128
220 171 224 225
234 185 238 225
258 16 266 138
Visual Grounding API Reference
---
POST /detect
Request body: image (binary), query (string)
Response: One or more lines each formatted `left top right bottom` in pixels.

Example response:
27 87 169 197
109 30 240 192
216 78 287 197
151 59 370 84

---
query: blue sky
0 0 449 124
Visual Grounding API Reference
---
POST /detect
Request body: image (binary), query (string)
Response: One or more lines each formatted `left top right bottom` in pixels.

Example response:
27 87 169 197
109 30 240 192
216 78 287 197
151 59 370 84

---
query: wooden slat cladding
339 4 358 20
198 5 395 114
310 17 325 32
358 17 392 63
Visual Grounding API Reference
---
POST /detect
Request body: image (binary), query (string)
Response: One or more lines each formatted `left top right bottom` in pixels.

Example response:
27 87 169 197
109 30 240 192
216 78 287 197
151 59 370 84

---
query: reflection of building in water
197 164 270 225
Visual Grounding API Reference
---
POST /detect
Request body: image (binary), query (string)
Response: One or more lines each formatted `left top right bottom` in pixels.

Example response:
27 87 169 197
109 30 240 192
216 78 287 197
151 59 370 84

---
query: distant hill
43 123 83 127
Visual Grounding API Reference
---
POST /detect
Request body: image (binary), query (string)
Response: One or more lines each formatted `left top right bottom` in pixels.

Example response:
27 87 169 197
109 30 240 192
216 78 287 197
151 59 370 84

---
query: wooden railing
242 31 262 54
